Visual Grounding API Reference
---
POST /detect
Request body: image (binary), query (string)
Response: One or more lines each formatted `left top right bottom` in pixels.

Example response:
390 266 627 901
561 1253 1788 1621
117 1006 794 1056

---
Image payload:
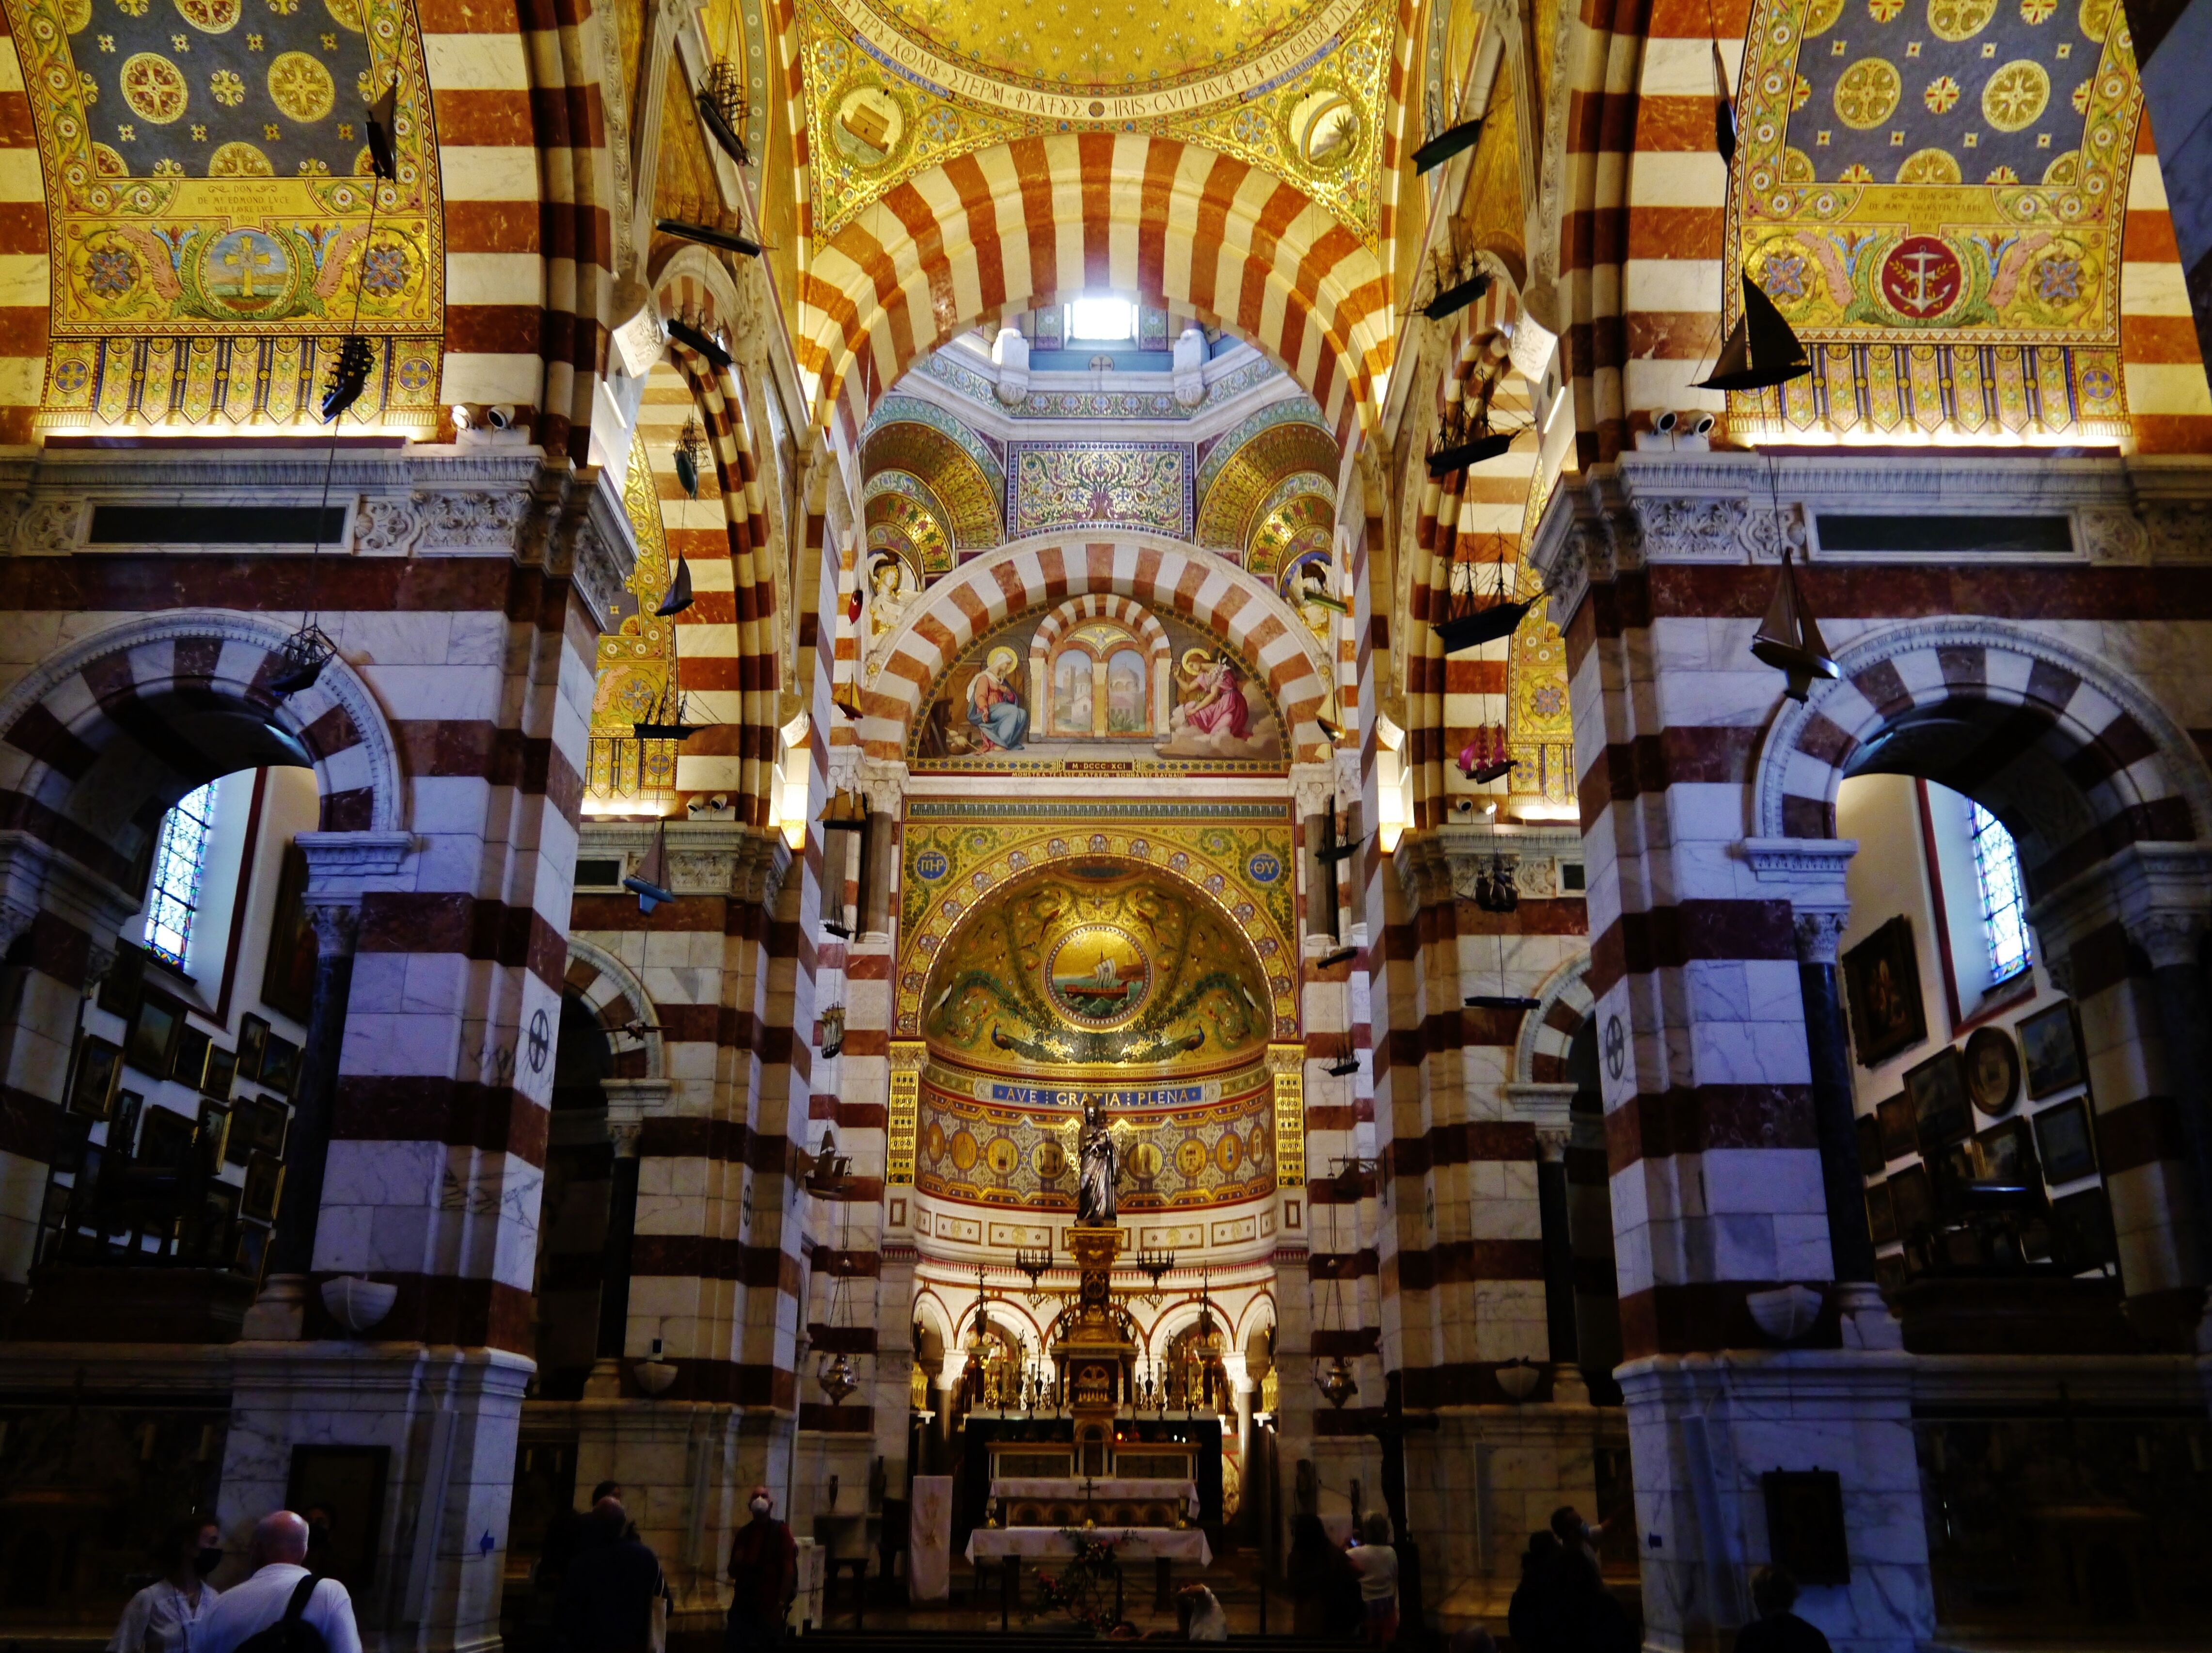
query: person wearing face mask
109 1516 225 1653
723 1486 796 1653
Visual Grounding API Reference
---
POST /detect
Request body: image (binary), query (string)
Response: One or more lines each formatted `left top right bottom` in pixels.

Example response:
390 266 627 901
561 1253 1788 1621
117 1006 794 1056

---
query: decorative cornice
2028 841 2212 972
0 830 142 977
1529 452 2212 630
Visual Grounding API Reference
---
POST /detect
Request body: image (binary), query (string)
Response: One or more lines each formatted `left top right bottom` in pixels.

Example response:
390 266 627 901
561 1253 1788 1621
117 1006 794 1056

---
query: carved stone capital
298 831 414 907
304 901 362 960
1534 1127 1570 1164
857 757 909 817
2124 909 2209 972
1791 908 1851 966
0 829 143 983
1289 761 1340 823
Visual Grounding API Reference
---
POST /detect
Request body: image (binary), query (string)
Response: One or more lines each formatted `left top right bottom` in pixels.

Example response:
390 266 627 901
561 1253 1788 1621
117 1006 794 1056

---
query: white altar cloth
965 1527 1213 1566
990 1478 1201 1514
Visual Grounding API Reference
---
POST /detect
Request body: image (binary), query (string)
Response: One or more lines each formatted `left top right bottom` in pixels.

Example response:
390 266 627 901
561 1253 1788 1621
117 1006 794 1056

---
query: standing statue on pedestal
1077 1099 1119 1225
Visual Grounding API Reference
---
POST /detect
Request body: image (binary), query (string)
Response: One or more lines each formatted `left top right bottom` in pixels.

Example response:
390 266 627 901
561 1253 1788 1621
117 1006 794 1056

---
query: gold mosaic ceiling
801 0 1395 240
842 0 1348 97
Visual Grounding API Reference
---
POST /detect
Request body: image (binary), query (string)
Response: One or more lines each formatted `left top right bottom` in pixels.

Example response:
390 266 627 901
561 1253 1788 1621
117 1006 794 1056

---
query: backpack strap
282 1575 320 1627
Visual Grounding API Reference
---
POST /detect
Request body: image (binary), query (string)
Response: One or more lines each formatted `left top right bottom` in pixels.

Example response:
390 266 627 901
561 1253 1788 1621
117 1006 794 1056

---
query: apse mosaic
796 0 1394 241
916 1060 1277 1212
1505 612 1575 811
10 0 444 430
1246 477 1336 578
915 865 1279 1068
909 602 1288 773
862 397 1007 547
895 804 1299 1043
1729 0 2142 438
586 435 680 800
1007 443 1195 539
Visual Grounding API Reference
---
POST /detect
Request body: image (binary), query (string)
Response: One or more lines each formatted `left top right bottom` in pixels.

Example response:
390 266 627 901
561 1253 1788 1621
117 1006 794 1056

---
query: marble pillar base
220 1341 533 1653
238 1273 309 1341
1618 1350 1932 1653
1406 1387 1629 1624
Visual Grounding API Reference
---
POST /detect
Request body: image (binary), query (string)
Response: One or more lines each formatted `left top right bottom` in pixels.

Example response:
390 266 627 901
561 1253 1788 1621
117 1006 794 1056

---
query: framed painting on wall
2032 1097 2099 1184
262 844 316 1023
1888 1162 1934 1238
238 1014 270 1083
203 1048 237 1102
126 993 185 1080
1905 1049 1972 1150
2052 1185 2117 1270
1865 1180 1897 1245
1875 1094 1916 1160
1854 1113 1884 1175
1843 916 1926 1068
68 1035 123 1120
2018 1001 2086 1099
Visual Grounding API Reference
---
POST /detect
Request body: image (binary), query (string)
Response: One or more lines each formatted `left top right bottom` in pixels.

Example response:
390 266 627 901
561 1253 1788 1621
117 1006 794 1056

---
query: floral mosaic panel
1007 442 1194 538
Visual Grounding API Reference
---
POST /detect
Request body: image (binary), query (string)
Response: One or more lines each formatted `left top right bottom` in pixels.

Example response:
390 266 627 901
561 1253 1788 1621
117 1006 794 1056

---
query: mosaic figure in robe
968 646 1030 750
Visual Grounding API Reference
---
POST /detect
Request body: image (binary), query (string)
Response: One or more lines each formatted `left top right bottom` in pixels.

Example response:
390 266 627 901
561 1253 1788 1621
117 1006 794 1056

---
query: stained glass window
1968 799 2031 982
144 782 216 970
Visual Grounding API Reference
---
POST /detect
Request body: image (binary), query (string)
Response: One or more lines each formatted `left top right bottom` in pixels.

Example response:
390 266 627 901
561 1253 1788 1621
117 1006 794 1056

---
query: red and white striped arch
855 536 1334 763
796 133 1393 451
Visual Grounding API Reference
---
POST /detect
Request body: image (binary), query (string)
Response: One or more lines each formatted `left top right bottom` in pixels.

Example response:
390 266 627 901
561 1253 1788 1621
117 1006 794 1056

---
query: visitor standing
107 1516 224 1653
193 1512 362 1653
1733 1568 1833 1653
1286 1513 1363 1637
724 1485 797 1653
556 1498 666 1653
1348 1512 1400 1647
1507 1531 1563 1653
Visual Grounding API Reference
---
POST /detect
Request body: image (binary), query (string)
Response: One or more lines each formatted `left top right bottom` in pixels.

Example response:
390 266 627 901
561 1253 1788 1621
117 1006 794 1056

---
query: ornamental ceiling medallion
798 0 1394 242
1731 0 2141 439
895 804 1299 1044
11 0 443 431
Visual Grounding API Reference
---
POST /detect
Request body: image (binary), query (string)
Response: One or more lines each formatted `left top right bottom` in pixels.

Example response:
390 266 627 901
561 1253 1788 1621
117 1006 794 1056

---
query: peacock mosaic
1727 0 2143 440
10 0 444 431
896 805 1299 1044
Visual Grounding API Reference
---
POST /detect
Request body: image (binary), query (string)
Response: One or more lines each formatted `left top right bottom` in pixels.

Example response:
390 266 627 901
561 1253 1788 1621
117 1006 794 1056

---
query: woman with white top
1349 1511 1400 1647
108 1516 224 1653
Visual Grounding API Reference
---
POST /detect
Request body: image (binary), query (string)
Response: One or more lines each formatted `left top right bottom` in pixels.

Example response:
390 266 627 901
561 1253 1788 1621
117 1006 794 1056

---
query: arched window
143 782 217 969
1967 799 2031 982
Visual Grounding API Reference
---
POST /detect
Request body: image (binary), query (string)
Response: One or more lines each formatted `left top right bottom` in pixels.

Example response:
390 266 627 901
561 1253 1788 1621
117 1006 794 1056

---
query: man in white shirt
194 1512 363 1653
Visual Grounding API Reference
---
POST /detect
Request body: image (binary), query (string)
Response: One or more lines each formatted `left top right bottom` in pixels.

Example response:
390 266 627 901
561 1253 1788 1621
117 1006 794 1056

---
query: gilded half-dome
919 864 1273 1073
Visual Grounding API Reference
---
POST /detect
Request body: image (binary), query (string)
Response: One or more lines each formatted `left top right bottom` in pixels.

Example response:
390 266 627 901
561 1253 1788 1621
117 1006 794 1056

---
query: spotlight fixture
268 624 337 698
319 335 374 424
656 218 762 259
1750 544 1838 702
365 79 400 182
1695 270 1811 393
1412 117 1483 173
665 316 735 371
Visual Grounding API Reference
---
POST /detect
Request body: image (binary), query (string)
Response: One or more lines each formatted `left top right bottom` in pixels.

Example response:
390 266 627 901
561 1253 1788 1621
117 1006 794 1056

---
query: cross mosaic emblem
527 1008 551 1074
1604 1014 1626 1081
